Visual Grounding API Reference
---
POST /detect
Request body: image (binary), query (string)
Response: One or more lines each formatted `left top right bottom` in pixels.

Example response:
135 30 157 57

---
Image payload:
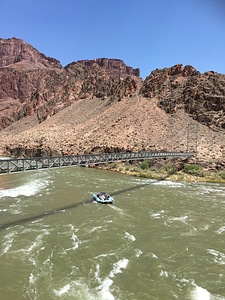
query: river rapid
0 166 225 300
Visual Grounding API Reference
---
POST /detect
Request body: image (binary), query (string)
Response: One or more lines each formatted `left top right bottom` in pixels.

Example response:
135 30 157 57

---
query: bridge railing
0 151 193 174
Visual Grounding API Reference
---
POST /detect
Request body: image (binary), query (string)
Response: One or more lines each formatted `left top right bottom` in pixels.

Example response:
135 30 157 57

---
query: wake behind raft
93 192 115 204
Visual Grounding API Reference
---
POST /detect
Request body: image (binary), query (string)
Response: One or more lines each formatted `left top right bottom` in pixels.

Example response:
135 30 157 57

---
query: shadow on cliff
0 178 166 230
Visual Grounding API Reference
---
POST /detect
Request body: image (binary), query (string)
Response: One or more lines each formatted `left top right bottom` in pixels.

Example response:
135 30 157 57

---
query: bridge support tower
186 123 198 153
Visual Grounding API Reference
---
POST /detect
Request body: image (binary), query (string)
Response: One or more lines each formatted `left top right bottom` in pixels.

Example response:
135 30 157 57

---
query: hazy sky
1 0 225 78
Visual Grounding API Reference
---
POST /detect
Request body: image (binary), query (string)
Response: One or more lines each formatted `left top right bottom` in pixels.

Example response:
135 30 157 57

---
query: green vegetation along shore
97 159 225 184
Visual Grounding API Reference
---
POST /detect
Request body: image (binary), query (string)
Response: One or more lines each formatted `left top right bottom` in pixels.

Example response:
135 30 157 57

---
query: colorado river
0 167 225 299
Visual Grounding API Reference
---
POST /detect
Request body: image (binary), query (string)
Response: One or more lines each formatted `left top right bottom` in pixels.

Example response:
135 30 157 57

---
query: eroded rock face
76 58 140 78
0 39 141 129
0 37 61 68
0 37 63 127
140 64 225 129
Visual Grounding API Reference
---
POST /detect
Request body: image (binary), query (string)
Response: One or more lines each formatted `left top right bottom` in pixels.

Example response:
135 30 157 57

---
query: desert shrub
110 162 118 169
184 164 203 176
165 163 177 175
139 172 155 179
139 173 149 178
219 172 225 180
130 167 139 172
140 160 152 169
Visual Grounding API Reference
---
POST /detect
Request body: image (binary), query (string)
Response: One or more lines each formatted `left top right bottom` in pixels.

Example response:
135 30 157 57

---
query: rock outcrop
140 64 225 129
0 37 61 68
76 58 140 78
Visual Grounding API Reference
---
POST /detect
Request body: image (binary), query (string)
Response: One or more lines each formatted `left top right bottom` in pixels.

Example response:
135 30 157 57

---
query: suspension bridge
0 124 198 174
0 151 194 174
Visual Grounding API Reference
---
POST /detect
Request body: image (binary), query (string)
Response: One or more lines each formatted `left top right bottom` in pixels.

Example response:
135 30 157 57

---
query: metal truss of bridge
0 151 193 174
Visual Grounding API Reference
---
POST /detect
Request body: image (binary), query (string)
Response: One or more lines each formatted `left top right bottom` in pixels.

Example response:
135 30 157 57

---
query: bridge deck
0 151 192 174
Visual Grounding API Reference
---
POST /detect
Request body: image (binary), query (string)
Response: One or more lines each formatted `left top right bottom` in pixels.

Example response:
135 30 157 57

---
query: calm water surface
0 167 225 300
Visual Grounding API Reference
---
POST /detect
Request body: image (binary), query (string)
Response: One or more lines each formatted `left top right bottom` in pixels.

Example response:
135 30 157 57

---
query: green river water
0 166 225 300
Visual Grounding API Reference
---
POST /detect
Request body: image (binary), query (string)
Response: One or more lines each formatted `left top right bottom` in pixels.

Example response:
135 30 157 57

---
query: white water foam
109 258 129 278
189 284 225 300
54 283 71 297
95 253 115 259
193 184 225 203
160 269 169 277
151 252 159 259
6 229 50 266
150 209 165 219
1 231 15 255
29 273 35 284
53 279 109 299
124 231 136 242
108 204 133 218
98 278 114 300
0 178 48 199
190 285 211 300
164 214 198 236
153 180 184 187
89 226 103 233
165 214 192 227
217 225 225 234
95 258 129 300
168 215 189 222
134 249 143 257
64 232 80 251
207 249 225 265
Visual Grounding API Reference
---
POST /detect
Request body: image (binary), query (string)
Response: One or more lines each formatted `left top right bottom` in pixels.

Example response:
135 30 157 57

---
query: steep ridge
140 64 225 129
0 38 141 128
0 37 61 69
0 38 224 166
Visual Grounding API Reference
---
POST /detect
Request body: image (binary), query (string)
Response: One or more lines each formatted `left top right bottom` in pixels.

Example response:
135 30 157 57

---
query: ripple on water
207 249 225 265
217 225 225 234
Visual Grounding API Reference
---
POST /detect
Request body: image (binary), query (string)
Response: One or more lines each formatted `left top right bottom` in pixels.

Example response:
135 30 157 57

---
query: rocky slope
0 37 224 169
140 64 225 129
